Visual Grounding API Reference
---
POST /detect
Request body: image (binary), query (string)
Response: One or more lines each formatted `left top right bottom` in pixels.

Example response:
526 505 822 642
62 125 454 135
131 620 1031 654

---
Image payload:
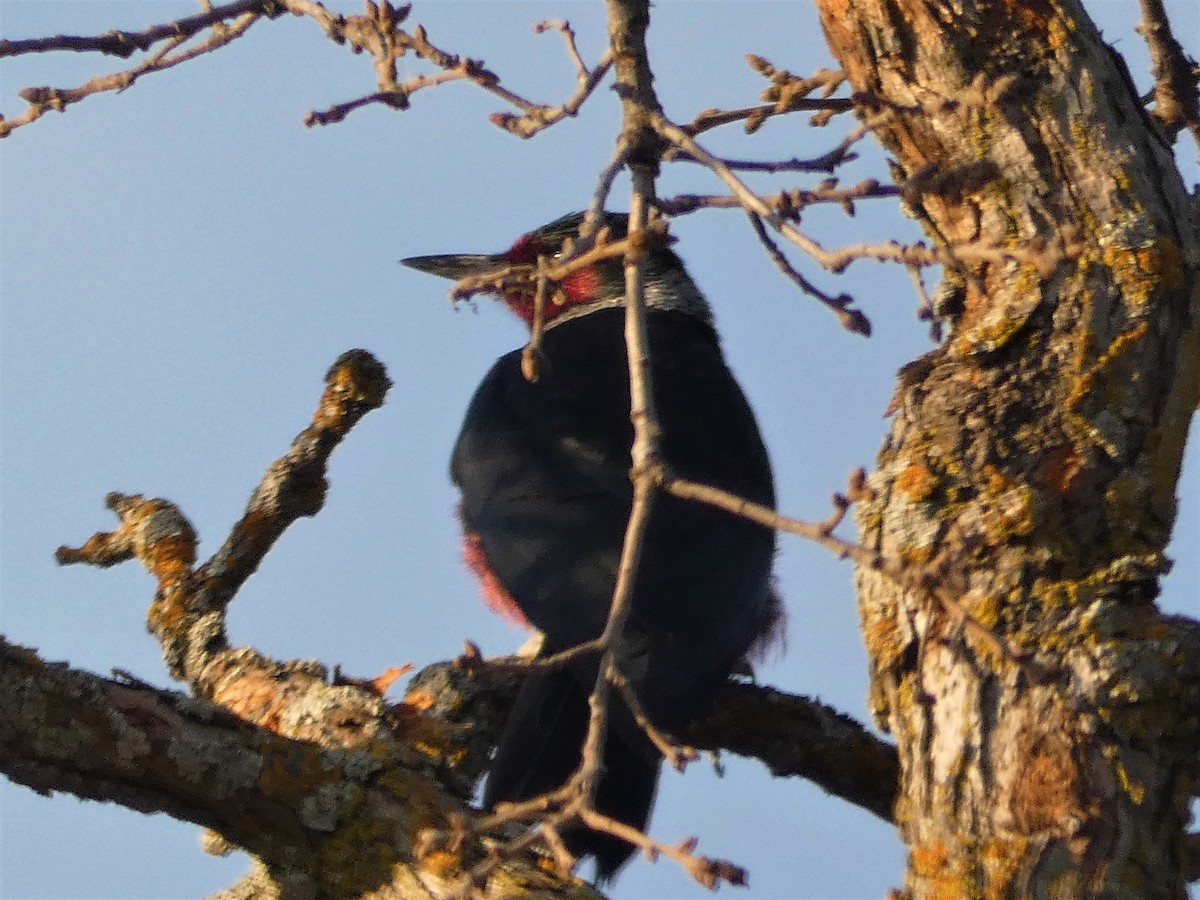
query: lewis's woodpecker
403 212 778 879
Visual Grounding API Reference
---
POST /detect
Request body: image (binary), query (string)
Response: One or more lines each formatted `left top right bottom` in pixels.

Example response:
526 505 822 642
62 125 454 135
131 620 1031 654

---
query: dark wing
452 307 775 724
451 310 635 647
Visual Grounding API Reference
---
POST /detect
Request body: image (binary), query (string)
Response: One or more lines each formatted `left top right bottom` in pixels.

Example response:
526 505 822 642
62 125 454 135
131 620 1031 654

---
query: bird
402 211 779 881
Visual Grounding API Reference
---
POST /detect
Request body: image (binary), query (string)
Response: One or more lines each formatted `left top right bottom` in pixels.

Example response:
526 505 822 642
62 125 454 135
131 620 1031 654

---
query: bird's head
402 211 712 329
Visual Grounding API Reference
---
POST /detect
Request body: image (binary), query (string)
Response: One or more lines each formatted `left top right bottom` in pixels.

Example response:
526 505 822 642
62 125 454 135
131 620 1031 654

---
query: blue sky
1 2 1196 898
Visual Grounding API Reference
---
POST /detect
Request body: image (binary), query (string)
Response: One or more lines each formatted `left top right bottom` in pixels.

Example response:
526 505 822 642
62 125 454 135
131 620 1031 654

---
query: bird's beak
400 253 506 281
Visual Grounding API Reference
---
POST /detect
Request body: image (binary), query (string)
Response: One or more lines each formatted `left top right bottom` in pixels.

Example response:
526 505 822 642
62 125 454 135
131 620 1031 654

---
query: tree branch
58 350 391 689
0 0 278 59
0 6 268 137
1136 0 1200 152
0 636 603 900
409 659 900 827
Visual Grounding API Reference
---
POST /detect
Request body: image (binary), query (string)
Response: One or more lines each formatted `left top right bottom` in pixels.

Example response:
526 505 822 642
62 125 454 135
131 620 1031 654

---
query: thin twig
577 809 747 889
685 63 849 136
520 259 552 381
745 211 872 336
608 666 699 771
659 175 900 216
1 10 263 137
905 263 944 342
659 470 1045 678
489 23 613 139
0 0 275 59
564 181 665 825
534 19 588 78
582 141 633 242
685 98 853 136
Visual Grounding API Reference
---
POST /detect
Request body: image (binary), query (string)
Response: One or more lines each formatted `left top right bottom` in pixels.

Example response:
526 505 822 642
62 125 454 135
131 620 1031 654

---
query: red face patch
498 235 609 327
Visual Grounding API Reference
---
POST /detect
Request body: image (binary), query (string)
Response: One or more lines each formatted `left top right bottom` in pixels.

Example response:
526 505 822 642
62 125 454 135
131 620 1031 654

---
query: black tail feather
484 666 661 881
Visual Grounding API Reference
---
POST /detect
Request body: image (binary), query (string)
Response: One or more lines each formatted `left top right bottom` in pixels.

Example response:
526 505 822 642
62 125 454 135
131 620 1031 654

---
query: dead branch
58 350 390 689
1136 0 1200 152
490 21 614 138
0 5 267 138
38 350 609 898
0 0 277 59
0 637 333 860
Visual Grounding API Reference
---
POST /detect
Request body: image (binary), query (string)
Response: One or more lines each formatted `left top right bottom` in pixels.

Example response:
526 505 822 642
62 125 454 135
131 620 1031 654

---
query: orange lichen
147 588 190 636
981 835 1031 900
982 464 1007 496
1106 320 1150 364
1134 237 1185 291
896 463 938 501
911 840 950 874
864 612 906 671
420 849 462 879
213 671 287 732
143 534 196 583
1102 236 1185 313
910 839 972 899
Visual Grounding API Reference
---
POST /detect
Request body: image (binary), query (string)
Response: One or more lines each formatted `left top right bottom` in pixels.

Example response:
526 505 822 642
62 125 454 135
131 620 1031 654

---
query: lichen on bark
816 0 1200 895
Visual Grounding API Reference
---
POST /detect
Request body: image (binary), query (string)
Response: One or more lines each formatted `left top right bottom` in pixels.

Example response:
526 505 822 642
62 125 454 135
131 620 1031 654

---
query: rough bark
0 634 898 899
0 637 598 900
813 0 1200 896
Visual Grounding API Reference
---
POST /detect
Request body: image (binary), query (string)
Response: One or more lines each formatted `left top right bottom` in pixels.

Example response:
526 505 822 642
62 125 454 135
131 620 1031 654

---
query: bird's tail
483 665 661 881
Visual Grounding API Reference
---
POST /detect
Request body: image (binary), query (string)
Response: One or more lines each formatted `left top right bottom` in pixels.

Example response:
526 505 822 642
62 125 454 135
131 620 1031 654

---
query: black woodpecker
403 211 779 880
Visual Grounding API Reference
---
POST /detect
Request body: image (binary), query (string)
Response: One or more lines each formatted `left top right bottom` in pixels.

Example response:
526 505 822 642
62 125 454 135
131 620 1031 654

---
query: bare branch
745 210 872 337
686 681 899 823
578 808 747 890
411 658 901 828
2 638 603 899
607 664 699 772
0 1 609 137
535 20 588 77
1136 0 1200 152
490 21 614 139
660 173 899 216
0 0 277 59
0 9 265 138
58 350 391 686
0 637 328 860
685 98 853 136
685 62 849 136
659 469 1041 678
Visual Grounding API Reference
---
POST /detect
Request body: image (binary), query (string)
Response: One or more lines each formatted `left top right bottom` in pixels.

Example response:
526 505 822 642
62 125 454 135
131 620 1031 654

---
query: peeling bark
813 0 1200 895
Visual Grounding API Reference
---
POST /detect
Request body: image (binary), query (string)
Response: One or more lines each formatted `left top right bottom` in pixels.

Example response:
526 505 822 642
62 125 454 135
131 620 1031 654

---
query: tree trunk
814 0 1200 895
